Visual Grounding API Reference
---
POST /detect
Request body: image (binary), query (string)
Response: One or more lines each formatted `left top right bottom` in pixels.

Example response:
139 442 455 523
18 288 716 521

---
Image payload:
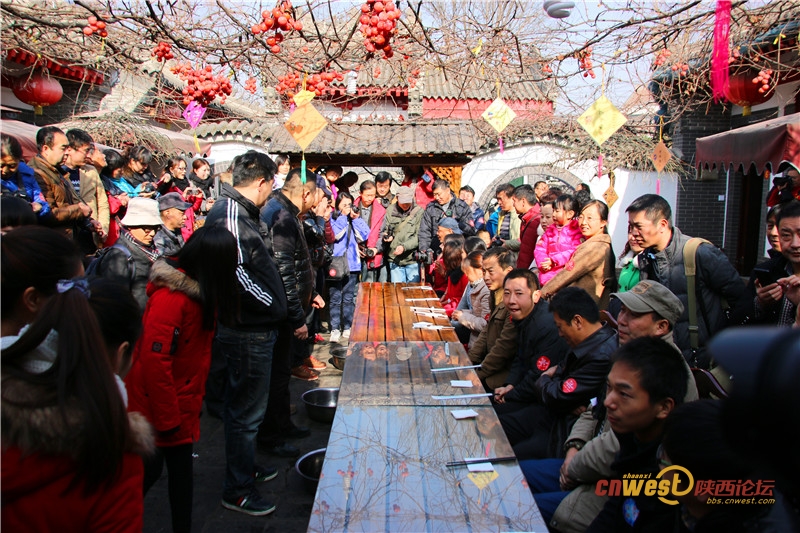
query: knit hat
438 217 462 235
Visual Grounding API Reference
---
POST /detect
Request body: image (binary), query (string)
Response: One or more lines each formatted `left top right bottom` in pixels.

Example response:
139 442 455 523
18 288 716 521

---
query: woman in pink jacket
126 225 239 533
533 194 583 286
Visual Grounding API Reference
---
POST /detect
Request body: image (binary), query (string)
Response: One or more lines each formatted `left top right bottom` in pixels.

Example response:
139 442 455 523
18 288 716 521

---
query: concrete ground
143 337 344 533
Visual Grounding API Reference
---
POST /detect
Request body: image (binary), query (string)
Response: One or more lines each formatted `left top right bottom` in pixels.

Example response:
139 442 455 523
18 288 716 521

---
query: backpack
85 242 135 284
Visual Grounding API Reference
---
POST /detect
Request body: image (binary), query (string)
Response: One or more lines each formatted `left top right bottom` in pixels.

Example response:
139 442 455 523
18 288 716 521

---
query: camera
490 236 505 248
773 175 792 188
382 226 394 242
379 196 390 209
351 205 360 215
413 249 435 265
142 183 156 193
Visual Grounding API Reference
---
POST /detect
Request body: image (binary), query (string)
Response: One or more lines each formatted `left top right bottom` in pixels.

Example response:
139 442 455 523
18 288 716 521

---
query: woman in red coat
126 225 239 533
2 276 153 533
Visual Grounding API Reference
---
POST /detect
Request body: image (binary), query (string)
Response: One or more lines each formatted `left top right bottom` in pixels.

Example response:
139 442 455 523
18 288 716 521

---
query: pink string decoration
711 0 732 103
499 137 504 153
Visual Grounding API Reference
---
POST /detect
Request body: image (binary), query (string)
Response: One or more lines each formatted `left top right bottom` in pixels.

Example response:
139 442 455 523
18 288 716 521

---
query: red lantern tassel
711 0 732 103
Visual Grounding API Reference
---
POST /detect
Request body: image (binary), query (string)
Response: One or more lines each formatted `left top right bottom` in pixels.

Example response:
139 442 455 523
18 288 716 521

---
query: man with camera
419 179 476 258
381 186 424 282
767 160 800 207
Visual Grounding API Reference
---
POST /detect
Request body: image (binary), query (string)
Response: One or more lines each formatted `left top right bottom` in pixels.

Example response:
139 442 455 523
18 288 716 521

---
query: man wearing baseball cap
92 196 162 310
520 279 698 533
381 185 424 282
154 192 192 257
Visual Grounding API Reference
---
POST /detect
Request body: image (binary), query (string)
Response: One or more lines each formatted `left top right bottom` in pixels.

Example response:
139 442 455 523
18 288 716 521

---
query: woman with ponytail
2 228 153 532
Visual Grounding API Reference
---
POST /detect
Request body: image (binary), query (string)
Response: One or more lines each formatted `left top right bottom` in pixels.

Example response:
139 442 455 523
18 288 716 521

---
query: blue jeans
329 272 358 331
390 262 420 282
518 458 570 523
215 324 277 500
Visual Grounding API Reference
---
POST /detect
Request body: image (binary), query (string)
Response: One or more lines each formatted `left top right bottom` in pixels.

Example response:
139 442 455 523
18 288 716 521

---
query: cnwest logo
595 465 694 505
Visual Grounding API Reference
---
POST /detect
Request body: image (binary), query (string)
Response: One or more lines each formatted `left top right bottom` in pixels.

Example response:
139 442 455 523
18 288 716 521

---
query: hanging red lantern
725 69 774 116
12 71 63 115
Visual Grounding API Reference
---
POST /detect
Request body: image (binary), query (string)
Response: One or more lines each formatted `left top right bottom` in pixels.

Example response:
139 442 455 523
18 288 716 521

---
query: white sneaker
342 328 351 339
330 330 341 343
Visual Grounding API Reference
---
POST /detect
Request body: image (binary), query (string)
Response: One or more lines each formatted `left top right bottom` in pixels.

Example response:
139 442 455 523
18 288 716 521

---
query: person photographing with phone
734 200 800 327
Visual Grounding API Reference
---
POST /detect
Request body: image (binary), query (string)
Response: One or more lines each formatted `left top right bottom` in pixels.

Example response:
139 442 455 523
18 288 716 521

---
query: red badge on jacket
485 313 490 321
536 356 550 371
562 378 577 393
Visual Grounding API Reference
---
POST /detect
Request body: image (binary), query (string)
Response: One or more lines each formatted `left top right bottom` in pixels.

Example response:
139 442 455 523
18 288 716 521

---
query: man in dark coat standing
258 168 324 457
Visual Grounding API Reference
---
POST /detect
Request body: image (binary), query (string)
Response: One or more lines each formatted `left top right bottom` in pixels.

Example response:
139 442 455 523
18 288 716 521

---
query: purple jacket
331 213 370 273
534 218 583 285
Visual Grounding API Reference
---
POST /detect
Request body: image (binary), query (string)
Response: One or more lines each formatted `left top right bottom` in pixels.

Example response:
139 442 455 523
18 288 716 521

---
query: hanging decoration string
711 0 732 103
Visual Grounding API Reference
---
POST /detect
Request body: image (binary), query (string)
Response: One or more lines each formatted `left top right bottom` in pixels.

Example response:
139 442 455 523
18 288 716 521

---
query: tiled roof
188 119 480 166
324 66 554 102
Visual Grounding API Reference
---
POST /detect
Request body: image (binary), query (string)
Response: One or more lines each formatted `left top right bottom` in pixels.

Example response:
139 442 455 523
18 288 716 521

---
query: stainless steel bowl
302 387 339 423
295 448 326 495
329 346 348 371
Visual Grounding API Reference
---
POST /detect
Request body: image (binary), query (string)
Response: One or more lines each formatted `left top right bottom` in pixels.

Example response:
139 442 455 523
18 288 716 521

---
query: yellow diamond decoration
467 471 499 490
603 186 619 208
651 140 672 173
285 103 328 151
293 89 316 107
482 98 516 135
578 95 627 146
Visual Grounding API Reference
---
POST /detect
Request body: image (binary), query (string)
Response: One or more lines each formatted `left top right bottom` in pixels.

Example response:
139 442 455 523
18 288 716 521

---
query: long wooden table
308 283 546 532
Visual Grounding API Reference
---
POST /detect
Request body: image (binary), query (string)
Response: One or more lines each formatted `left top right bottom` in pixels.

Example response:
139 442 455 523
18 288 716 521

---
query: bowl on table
329 346 348 371
302 387 339 423
295 448 326 495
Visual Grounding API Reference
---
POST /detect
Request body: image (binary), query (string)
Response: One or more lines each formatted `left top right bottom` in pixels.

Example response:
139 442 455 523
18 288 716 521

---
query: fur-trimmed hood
147 258 200 300
2 377 154 458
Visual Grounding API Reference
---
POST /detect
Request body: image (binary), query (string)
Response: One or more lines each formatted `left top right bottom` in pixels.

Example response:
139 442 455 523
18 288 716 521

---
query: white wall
204 140 269 170
462 142 678 256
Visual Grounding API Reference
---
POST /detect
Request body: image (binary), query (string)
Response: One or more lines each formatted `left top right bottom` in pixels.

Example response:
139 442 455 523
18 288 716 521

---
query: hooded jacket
2 374 153 533
205 183 288 330
126 259 214 447
261 191 316 329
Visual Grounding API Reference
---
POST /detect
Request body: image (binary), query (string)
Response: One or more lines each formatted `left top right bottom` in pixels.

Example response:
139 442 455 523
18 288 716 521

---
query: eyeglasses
75 145 95 156
141 226 160 234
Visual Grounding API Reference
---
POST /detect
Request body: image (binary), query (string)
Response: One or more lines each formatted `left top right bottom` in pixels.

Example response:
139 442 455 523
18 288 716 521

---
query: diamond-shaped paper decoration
603 185 619 208
293 89 315 107
182 101 207 129
651 140 672 173
482 98 516 134
468 471 499 490
284 103 328 151
578 95 627 146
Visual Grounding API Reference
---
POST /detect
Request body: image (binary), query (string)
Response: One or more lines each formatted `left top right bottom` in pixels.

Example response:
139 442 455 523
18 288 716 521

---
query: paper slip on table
308 283 547 532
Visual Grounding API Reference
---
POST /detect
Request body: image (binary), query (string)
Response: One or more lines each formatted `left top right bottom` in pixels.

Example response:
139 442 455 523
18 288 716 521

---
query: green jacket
381 203 423 266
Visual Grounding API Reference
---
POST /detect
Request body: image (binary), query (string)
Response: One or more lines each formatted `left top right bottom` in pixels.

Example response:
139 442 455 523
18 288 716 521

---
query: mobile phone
753 267 774 286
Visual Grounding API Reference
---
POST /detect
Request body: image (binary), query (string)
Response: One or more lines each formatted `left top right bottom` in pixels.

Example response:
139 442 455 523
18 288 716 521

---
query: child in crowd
452 250 491 348
441 238 469 317
534 194 582 286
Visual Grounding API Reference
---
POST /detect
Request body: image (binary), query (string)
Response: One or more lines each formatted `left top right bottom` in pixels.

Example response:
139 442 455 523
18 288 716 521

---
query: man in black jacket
496 286 617 460
258 168 324 457
493 269 569 406
418 179 476 256
626 194 745 367
205 150 288 517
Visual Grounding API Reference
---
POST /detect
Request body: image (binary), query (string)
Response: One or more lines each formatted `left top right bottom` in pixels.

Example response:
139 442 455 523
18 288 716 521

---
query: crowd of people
1 124 799 532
